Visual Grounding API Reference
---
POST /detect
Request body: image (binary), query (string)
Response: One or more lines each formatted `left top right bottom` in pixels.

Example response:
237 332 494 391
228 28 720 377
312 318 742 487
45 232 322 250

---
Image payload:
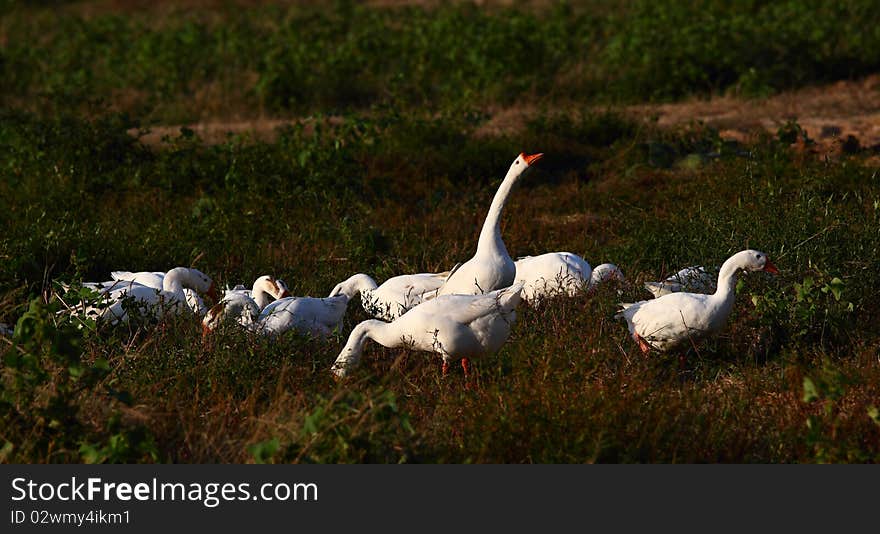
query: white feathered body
617 292 734 352
258 295 350 336
438 253 516 297
616 249 778 353
331 282 525 377
514 252 592 303
330 272 448 321
111 270 206 315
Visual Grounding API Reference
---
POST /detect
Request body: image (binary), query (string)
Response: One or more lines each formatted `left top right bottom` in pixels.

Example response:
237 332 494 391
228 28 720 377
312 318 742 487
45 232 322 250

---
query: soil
130 75 880 158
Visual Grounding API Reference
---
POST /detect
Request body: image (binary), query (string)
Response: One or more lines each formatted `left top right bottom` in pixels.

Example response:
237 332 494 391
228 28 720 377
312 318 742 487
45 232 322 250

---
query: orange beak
279 290 291 298
521 152 544 166
763 259 779 274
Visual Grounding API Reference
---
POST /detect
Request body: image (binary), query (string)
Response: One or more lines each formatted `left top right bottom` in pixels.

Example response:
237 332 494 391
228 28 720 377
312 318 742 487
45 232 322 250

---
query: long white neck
333 319 401 373
251 281 275 309
476 163 523 257
161 268 188 301
712 253 745 304
331 274 378 299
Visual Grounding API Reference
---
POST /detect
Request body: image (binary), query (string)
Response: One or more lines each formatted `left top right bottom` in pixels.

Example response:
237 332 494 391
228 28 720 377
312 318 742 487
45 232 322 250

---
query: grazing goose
328 271 449 321
111 270 212 315
201 275 291 334
514 254 625 304
615 250 778 354
331 282 526 379
590 263 625 287
256 294 352 337
204 282 357 338
224 275 291 309
435 152 543 296
514 252 593 304
89 267 217 324
643 266 716 298
202 292 262 334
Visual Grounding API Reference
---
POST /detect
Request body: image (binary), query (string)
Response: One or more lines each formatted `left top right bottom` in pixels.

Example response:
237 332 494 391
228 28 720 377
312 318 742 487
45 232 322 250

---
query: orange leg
461 358 473 391
442 361 450 376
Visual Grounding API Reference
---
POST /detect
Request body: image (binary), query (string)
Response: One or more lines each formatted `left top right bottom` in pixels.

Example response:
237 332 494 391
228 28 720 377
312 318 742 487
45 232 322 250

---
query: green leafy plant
0 298 156 462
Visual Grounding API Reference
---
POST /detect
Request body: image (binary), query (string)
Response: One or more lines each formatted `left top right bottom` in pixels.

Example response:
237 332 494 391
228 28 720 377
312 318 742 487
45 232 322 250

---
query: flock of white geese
58 152 779 379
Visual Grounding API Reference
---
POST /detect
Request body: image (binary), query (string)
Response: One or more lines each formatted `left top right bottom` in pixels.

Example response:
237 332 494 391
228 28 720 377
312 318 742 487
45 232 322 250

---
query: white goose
590 263 625 286
328 271 449 321
201 276 291 333
514 253 625 304
643 266 716 298
515 252 591 303
224 275 290 309
110 270 210 315
331 282 526 379
204 282 357 338
90 267 217 324
435 152 543 296
615 250 778 354
202 292 262 334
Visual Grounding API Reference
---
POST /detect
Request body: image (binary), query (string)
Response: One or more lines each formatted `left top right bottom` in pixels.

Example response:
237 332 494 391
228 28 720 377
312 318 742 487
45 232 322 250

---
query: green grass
1 1 880 463
2 1 880 121
2 107 879 463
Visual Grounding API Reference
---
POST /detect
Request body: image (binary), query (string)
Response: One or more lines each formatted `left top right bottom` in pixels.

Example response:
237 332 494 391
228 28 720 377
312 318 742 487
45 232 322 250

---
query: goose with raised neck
436 152 543 296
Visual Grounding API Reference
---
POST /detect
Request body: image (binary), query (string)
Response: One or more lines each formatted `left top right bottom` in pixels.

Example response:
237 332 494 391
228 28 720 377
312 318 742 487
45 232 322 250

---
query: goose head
167 267 218 302
737 250 779 274
253 275 290 300
510 152 544 174
275 279 291 298
329 273 378 299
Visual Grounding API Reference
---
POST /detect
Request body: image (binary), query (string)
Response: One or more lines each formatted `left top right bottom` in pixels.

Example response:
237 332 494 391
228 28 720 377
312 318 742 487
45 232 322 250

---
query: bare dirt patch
131 75 880 155
131 119 291 146
631 74 880 153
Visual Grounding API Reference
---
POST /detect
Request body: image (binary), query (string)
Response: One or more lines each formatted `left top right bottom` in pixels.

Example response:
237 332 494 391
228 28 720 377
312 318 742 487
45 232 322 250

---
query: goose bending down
201 275 291 332
204 282 357 337
591 263 625 286
643 266 716 298
514 253 625 304
90 267 217 324
110 270 210 315
257 295 351 337
224 275 290 309
331 282 526 379
203 291 263 333
328 271 449 321
435 152 543 297
615 250 778 354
